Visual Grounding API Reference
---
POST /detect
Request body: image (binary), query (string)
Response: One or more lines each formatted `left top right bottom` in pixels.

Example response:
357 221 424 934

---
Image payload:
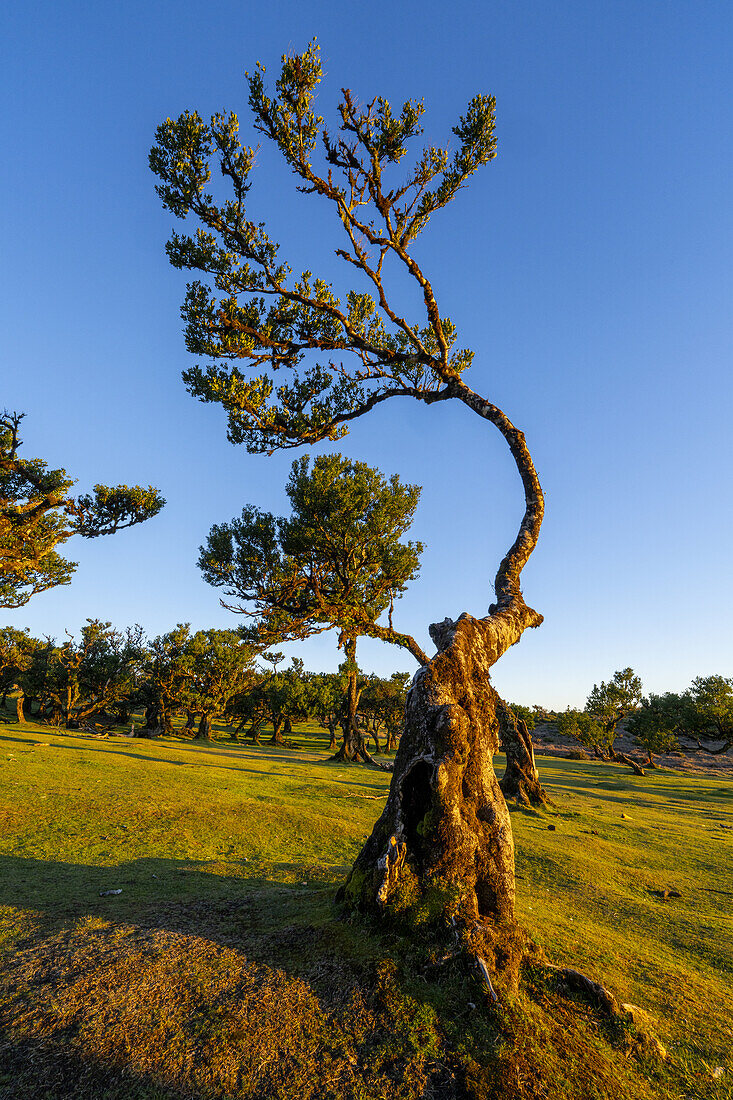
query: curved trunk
497 701 547 806
340 609 540 987
339 381 544 989
615 751 646 776
196 712 212 740
15 694 24 723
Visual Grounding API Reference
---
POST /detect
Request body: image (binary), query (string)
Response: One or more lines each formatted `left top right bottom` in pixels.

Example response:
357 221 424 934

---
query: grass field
0 714 731 1099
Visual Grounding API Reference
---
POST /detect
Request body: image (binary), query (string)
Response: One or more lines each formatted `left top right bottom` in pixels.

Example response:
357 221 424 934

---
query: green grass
0 711 731 1098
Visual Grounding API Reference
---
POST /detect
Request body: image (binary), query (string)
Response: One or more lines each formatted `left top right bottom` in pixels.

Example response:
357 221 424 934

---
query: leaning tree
151 44 545 987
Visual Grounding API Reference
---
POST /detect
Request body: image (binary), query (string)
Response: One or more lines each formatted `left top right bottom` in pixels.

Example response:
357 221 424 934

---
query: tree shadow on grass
0 851 368 983
0 853 411 1100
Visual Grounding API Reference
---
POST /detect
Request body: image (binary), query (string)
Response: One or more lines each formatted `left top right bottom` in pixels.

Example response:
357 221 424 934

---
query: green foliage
16 620 148 727
685 674 733 748
179 627 259 722
624 676 733 756
557 709 611 756
360 672 411 745
586 668 643 733
0 627 40 702
0 411 164 607
150 42 496 453
509 703 537 731
626 693 683 757
231 657 309 740
199 452 425 661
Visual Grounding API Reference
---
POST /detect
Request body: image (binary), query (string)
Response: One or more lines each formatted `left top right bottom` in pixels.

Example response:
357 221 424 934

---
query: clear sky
2 1 732 708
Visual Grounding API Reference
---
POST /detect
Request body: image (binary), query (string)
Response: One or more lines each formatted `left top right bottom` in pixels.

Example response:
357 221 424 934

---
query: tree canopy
150 41 543 626
0 411 164 608
199 452 426 664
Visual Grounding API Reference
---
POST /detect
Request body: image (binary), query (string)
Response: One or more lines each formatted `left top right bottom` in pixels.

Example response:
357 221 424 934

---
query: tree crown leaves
199 452 426 662
150 41 494 454
0 411 165 608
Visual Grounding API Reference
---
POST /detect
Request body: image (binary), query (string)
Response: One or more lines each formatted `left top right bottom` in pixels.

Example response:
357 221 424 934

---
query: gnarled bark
615 751 646 776
340 605 541 985
339 380 544 988
196 712 212 740
497 700 548 806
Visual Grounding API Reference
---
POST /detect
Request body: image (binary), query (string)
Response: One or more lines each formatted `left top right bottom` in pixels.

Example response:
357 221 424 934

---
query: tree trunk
497 701 547 806
15 694 24 723
184 710 197 733
334 377 544 994
269 716 284 744
327 717 338 752
331 639 371 762
339 609 541 991
249 718 263 745
196 712 212 740
145 704 161 731
615 751 645 776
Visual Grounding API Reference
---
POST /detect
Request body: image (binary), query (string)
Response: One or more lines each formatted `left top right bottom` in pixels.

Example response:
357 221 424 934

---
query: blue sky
2 1 731 708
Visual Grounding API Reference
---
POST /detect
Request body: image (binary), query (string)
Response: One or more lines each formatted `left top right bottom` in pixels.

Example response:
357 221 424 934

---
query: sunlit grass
0 711 731 1098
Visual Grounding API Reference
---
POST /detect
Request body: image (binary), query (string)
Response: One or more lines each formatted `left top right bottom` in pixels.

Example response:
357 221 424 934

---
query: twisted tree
151 43 544 987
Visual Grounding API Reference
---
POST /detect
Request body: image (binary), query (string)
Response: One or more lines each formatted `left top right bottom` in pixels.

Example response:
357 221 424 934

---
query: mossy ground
0 708 731 1098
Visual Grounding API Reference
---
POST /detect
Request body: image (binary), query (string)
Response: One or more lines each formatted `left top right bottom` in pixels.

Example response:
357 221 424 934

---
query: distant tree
240 657 309 745
199 453 425 762
556 669 645 775
24 620 147 730
586 668 643 742
152 42 546 953
683 675 733 754
626 693 682 766
0 626 41 720
557 709 609 756
585 668 645 773
181 628 259 740
304 671 346 751
140 623 196 734
359 672 410 753
0 411 164 608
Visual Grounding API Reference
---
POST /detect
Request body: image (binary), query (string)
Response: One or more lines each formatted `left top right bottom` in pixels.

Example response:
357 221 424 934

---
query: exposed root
549 964 620 1017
